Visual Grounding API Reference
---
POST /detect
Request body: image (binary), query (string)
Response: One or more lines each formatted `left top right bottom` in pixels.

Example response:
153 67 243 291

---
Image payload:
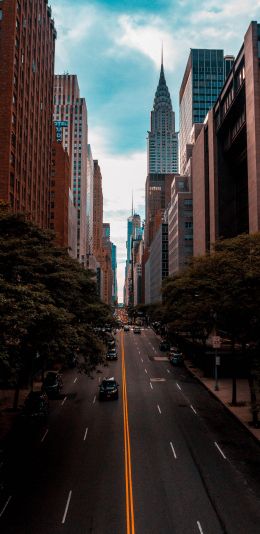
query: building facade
147 59 179 174
145 173 173 248
0 0 56 227
179 49 234 174
192 22 260 256
53 75 88 264
86 144 94 255
50 137 77 254
168 176 193 275
145 223 168 304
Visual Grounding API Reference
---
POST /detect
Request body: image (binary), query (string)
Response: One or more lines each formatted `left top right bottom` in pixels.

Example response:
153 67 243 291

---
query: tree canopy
0 206 112 385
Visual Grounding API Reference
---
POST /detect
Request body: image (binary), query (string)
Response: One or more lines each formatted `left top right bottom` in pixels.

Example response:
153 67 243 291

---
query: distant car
123 325 130 332
23 391 49 418
107 338 116 348
133 326 141 334
169 352 184 366
106 348 118 361
159 340 170 351
99 377 119 400
42 371 63 397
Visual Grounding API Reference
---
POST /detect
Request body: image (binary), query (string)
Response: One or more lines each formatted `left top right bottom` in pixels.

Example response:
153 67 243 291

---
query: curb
184 361 260 446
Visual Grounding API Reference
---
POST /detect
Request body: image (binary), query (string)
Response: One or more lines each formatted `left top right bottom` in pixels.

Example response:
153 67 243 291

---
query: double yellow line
121 331 136 534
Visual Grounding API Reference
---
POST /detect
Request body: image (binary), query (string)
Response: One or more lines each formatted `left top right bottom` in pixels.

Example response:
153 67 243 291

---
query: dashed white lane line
190 405 197 415
197 520 204 533
83 427 88 441
152 347 156 352
61 396 67 406
0 496 12 519
167 369 170 374
41 429 49 443
73 377 78 384
62 490 72 524
141 358 143 363
93 395 96 404
145 369 148 374
170 442 177 459
214 441 227 460
176 383 182 391
98 377 101 383
150 382 153 390
157 404 162 414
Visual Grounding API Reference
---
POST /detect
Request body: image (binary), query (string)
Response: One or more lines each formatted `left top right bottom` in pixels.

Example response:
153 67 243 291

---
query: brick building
145 173 173 248
50 137 77 256
0 0 56 227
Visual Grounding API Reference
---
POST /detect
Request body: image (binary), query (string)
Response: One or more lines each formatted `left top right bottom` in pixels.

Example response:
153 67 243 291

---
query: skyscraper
179 49 234 173
53 75 88 264
0 0 56 227
147 55 179 174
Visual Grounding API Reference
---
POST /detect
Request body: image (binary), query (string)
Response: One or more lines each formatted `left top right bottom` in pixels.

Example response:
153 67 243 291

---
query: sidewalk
185 359 260 442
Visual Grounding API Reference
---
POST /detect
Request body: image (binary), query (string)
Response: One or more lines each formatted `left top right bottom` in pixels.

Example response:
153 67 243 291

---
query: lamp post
212 336 221 390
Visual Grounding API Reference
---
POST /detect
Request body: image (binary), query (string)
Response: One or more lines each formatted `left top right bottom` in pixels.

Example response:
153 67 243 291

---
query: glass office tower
179 49 233 173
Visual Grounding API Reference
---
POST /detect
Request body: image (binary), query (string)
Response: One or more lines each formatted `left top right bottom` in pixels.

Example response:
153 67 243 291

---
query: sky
52 0 260 302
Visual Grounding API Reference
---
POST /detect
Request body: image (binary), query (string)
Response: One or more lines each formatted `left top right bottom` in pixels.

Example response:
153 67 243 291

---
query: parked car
23 391 49 419
169 352 184 366
106 348 118 361
99 377 119 400
159 340 170 351
42 371 63 397
133 326 141 334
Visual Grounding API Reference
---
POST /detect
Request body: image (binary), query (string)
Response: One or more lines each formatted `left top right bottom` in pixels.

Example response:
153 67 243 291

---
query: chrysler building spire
147 51 179 174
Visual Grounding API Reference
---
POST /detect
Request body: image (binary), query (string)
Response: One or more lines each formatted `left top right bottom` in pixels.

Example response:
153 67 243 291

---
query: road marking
152 347 156 352
83 427 88 441
62 490 72 524
141 358 143 363
150 382 153 390
73 377 78 384
157 404 162 414
0 496 12 519
176 383 182 391
167 369 170 374
98 376 101 383
61 396 67 406
150 378 166 382
214 442 227 460
145 369 148 374
197 521 204 533
170 442 177 459
41 429 49 443
93 395 96 404
190 405 197 415
121 332 136 534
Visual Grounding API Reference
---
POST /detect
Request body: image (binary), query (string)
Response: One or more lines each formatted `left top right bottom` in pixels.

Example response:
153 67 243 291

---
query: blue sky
52 0 260 301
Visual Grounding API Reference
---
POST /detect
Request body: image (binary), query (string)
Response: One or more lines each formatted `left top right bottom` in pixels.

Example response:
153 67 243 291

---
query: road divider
121 332 136 534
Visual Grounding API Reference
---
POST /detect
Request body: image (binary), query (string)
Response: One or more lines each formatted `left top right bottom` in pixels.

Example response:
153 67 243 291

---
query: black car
159 340 170 351
133 326 141 334
169 352 184 366
106 348 118 361
42 371 63 397
23 391 49 418
99 377 119 400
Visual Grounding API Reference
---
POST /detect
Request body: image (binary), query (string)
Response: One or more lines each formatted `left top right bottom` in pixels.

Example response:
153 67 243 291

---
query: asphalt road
0 327 260 533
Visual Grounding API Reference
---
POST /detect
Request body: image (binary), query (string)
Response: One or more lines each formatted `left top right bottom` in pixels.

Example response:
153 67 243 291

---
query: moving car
23 391 49 418
159 340 170 351
99 377 119 400
42 371 63 397
169 352 184 366
133 326 141 334
123 325 130 332
106 348 118 361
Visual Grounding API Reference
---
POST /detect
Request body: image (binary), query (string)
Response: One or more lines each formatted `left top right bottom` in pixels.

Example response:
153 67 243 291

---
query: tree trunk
231 341 237 405
248 373 259 427
13 383 20 411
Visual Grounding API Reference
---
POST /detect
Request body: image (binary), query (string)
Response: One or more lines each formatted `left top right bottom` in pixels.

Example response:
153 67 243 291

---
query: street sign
212 336 221 349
